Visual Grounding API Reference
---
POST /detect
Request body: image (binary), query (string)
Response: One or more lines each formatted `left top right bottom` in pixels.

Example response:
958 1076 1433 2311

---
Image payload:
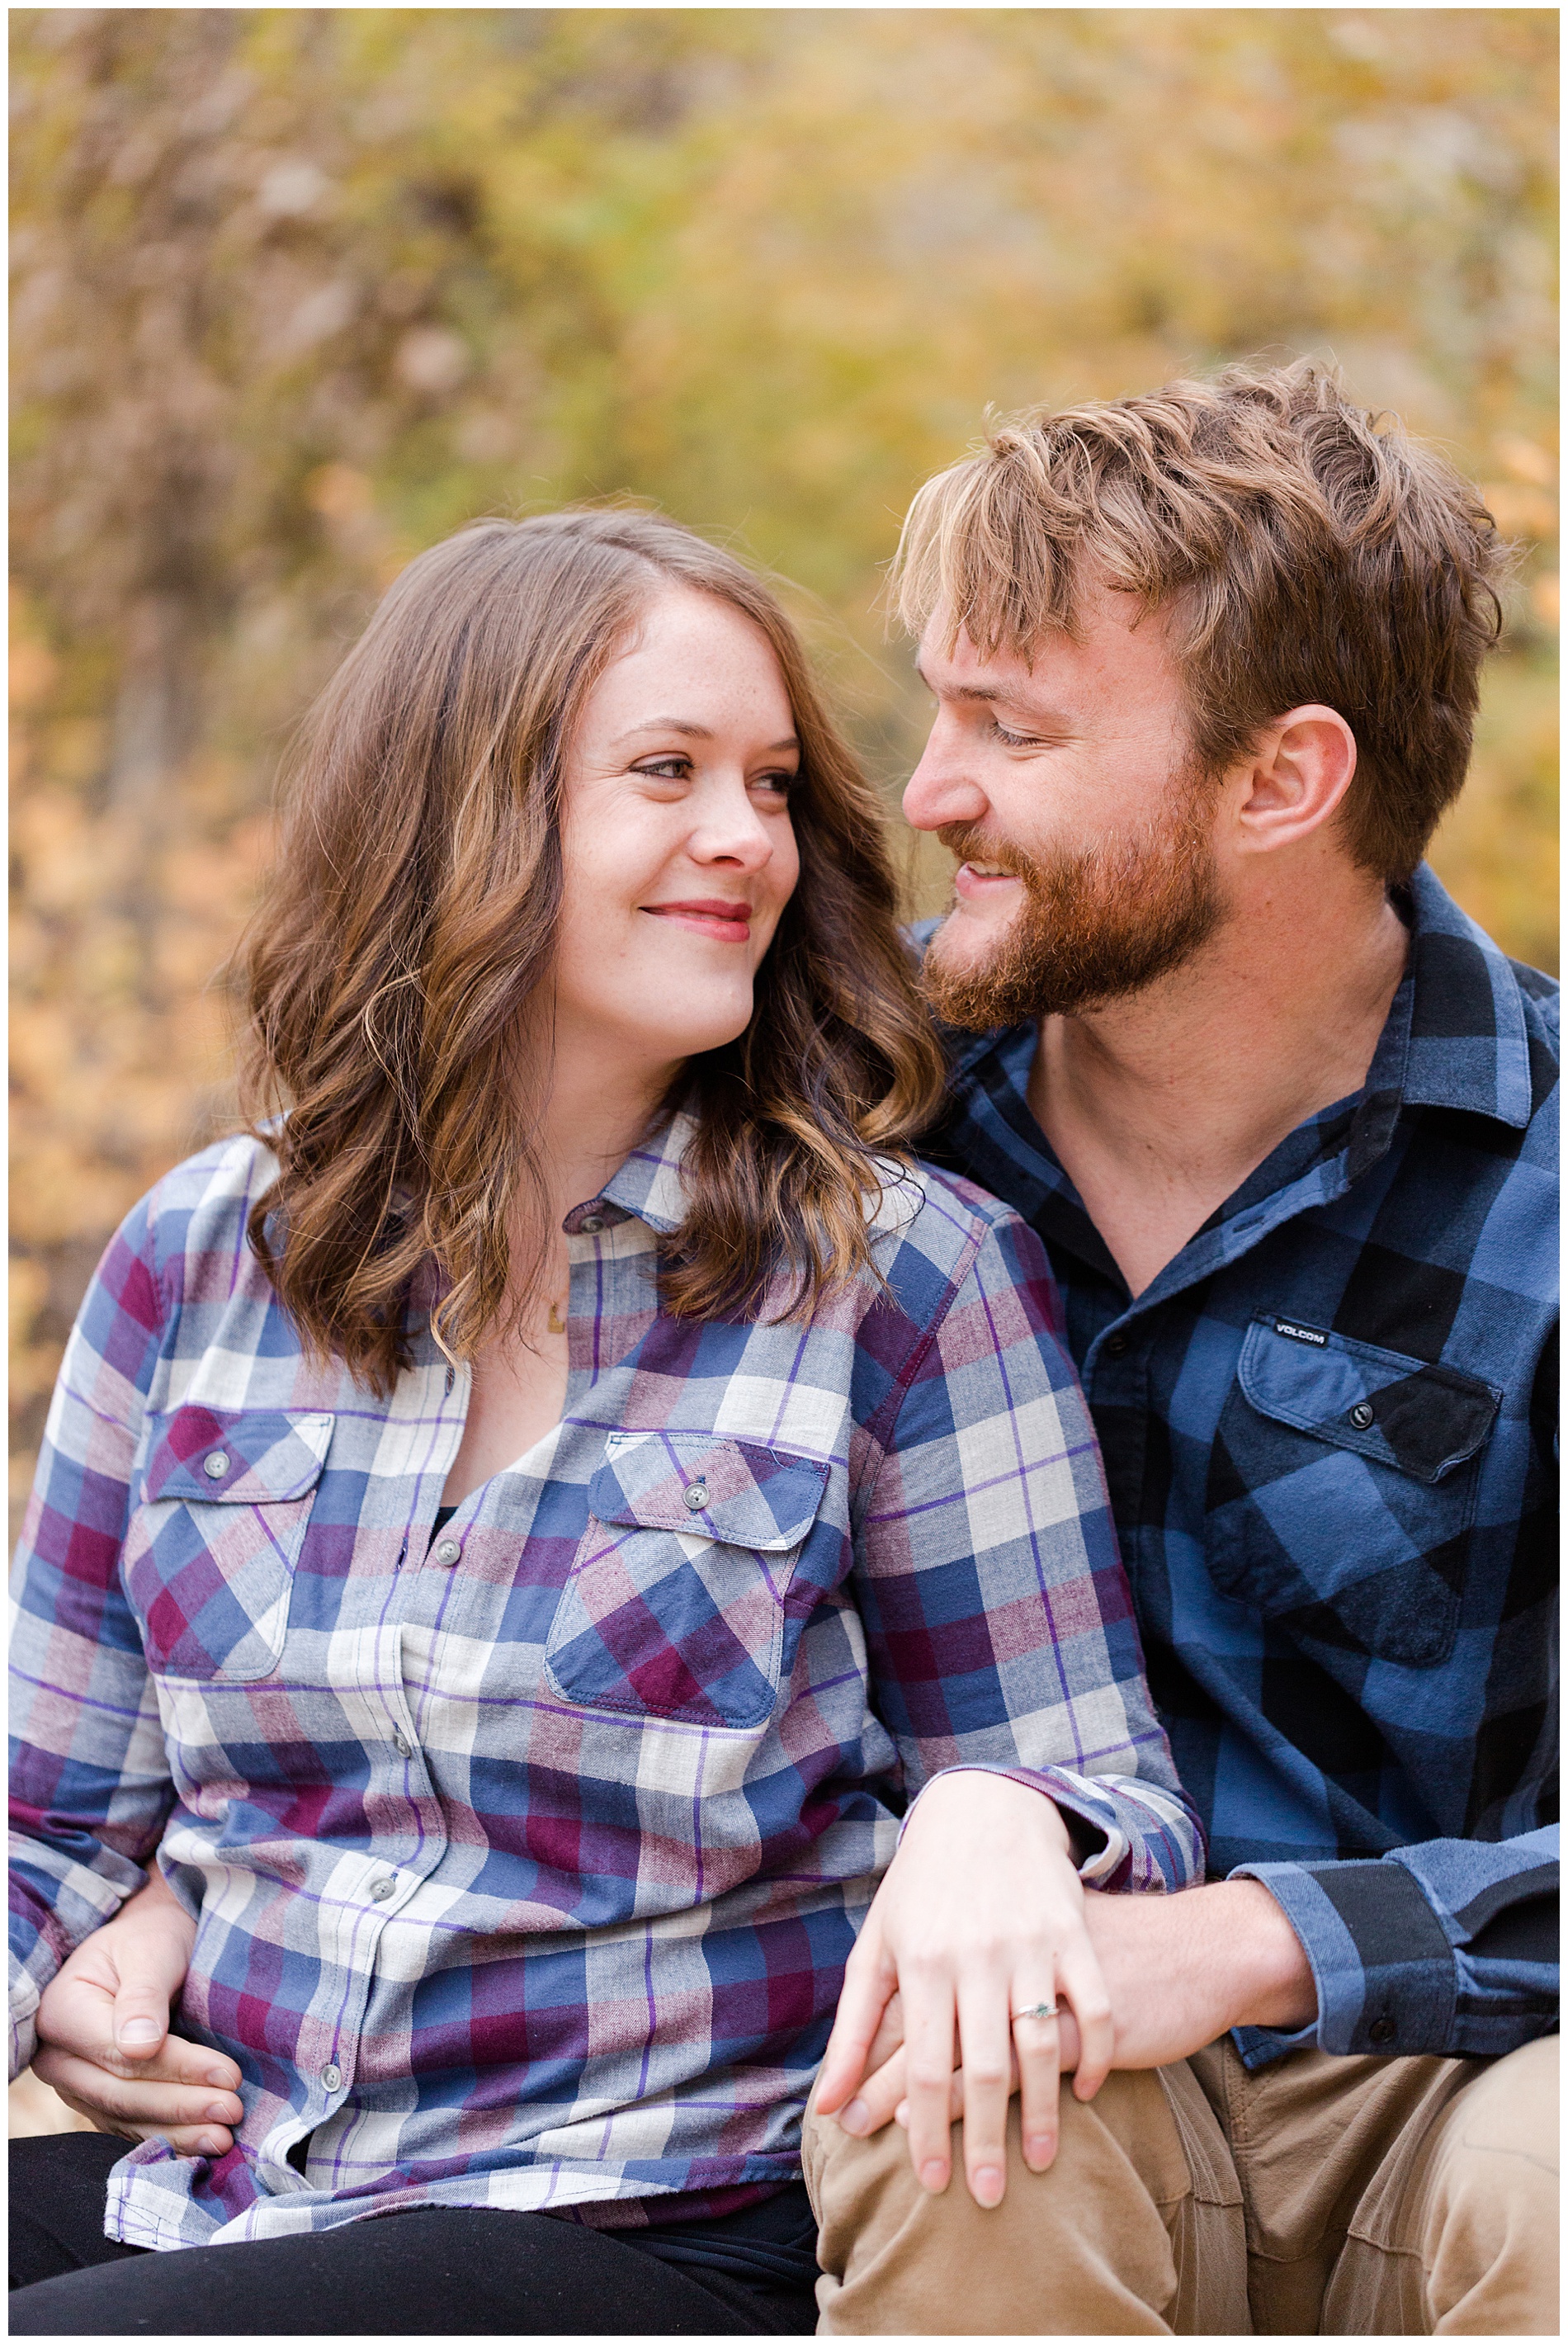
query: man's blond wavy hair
893 360 1509 882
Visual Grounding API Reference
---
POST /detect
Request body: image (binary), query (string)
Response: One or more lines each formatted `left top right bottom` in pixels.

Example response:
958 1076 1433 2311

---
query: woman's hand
825 1879 1317 2144
32 1869 243 2156
813 1771 1112 2207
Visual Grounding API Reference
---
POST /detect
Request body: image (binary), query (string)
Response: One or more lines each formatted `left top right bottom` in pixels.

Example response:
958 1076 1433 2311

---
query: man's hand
813 1773 1115 2208
834 1878 1315 2139
32 1868 243 2156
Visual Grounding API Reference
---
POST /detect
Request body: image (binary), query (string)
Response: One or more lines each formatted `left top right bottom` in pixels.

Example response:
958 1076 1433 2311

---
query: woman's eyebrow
613 718 801 754
617 717 715 741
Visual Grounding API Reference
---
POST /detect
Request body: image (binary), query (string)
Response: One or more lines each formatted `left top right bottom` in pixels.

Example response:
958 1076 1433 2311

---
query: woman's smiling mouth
641 898 753 942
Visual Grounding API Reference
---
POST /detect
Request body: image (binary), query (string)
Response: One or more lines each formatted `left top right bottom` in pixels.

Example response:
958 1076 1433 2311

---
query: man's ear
1233 706 1358 853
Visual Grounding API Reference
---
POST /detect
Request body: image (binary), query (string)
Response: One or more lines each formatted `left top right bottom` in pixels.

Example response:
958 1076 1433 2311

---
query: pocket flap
144 1406 334 1505
590 1432 828 1551
1238 1319 1500 1485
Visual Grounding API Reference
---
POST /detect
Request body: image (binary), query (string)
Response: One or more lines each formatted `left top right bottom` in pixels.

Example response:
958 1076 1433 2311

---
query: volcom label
1273 1318 1328 1347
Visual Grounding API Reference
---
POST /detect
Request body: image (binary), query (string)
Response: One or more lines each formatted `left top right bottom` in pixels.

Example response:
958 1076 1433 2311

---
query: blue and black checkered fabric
931 865 1559 2065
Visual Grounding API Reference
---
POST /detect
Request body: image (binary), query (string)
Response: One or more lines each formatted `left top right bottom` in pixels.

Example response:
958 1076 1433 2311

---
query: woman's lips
641 899 753 943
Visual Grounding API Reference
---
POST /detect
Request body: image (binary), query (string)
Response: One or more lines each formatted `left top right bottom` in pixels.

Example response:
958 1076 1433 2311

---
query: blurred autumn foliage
10 9 1560 1538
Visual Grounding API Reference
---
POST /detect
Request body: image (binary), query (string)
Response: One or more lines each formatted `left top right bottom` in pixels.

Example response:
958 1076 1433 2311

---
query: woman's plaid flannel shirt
9 1118 1202 2250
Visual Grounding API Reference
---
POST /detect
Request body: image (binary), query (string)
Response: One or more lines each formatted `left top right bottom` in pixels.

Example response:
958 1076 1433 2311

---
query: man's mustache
936 823 1033 883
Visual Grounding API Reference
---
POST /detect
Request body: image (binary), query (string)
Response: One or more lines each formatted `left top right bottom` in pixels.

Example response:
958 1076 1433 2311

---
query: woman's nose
690 782 777 867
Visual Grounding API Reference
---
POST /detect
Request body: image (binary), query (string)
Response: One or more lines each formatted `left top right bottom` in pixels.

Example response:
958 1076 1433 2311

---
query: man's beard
921 785 1228 1032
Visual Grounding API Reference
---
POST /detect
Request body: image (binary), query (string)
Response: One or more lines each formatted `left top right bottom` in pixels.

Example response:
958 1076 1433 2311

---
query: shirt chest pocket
1204 1318 1500 1670
542 1433 829 1730
124 1406 334 1682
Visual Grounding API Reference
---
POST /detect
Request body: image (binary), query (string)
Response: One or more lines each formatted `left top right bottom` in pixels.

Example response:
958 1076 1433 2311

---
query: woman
10 509 1202 2334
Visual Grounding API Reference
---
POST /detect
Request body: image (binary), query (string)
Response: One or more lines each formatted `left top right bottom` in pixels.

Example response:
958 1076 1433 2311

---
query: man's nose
903 721 987 834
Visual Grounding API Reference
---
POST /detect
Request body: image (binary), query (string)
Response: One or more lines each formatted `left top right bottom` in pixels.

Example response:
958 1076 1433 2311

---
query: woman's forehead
583 588 794 730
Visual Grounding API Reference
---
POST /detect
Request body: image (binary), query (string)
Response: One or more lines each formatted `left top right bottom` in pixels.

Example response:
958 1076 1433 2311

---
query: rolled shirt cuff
1229 1856 1457 2064
8 1953 40 2082
899 1763 1131 1886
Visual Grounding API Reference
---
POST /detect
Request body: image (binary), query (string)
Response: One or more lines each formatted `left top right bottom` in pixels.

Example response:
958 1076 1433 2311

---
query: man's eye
993 721 1039 749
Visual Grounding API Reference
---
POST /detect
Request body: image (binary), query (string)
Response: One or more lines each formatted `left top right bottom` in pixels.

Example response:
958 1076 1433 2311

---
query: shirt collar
563 1108 927 1250
564 1111 695 1237
1394 862 1533 1128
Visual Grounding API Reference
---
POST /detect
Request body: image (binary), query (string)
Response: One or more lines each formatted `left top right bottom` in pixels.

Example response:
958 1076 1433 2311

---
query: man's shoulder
1393 867 1557 1146
1509 957 1560 1155
1509 953 1561 1044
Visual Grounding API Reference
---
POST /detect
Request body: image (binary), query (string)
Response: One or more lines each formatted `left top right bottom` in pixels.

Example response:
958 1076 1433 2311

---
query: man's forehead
914 589 1168 698
916 620 1027 688
914 619 1067 701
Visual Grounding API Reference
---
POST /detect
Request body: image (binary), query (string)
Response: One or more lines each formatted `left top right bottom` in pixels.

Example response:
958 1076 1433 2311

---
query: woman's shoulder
844 1157 1070 1415
59 1134 287 1383
866 1153 1043 1288
107 1130 282 1287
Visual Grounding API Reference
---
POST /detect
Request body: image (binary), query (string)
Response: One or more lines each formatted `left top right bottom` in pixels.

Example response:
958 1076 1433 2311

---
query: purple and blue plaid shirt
9 1116 1201 2249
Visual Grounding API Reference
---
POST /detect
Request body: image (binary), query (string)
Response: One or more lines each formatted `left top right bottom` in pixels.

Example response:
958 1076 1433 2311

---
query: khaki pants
802 2035 1558 2334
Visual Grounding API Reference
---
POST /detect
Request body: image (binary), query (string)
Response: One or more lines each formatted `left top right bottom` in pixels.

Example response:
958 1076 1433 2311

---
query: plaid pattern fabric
9 1118 1200 2250
932 865 1559 2067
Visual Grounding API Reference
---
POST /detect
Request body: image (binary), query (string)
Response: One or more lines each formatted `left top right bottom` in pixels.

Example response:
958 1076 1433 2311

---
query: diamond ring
1011 2001 1060 2023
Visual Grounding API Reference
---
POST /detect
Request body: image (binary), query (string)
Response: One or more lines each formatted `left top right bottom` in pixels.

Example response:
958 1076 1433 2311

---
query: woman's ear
1233 705 1358 855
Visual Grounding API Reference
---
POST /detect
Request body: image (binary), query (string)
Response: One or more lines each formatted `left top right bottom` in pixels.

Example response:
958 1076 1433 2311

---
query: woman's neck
535 1024 684 1229
439 1033 682 1514
534 1040 679 1228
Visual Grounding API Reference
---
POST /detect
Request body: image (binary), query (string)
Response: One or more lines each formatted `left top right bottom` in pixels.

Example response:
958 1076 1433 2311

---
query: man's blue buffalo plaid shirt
932 866 1558 2067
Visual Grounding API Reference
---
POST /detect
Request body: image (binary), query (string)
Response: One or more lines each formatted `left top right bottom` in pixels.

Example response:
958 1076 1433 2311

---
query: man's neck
1024 862 1410 1298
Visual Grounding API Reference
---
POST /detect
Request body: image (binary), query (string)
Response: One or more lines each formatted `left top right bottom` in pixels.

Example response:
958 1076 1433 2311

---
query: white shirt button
432 1537 461 1566
321 2063 342 2091
579 1215 604 1233
683 1482 709 1512
203 1451 229 1480
392 1732 413 1760
371 1876 395 1902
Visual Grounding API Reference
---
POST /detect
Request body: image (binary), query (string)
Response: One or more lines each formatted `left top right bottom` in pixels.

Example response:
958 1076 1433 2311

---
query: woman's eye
634 757 690 782
751 771 796 800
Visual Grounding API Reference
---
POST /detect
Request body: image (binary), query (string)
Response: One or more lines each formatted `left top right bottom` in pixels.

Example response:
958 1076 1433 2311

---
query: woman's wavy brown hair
237 508 946 1394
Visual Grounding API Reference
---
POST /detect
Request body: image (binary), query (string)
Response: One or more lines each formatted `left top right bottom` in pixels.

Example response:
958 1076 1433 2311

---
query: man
803 363 1557 2333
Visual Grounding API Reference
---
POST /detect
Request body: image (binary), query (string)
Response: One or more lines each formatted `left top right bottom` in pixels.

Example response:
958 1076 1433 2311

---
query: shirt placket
283 1351 468 2163
291 1203 653 2173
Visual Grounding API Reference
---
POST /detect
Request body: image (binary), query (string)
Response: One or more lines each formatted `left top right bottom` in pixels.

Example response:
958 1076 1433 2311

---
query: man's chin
919 922 1037 1033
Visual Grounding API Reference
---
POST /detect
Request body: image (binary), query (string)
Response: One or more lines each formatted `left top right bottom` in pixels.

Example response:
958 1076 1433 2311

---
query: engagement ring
1011 2001 1060 2023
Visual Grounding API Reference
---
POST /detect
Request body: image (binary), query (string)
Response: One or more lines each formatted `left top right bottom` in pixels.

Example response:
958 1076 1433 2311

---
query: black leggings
9 2134 820 2335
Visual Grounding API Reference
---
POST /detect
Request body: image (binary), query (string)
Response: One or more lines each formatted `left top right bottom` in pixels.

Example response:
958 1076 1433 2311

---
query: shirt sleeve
8 1194 176 2078
852 1205 1205 1894
1230 1826 1559 2066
